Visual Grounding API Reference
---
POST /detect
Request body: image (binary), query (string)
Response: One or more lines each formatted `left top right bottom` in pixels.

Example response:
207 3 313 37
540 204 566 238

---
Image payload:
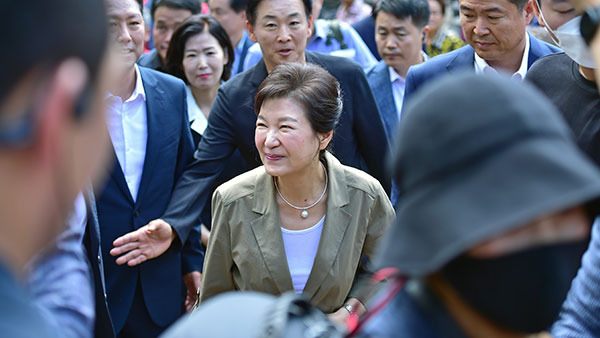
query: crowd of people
4 0 600 337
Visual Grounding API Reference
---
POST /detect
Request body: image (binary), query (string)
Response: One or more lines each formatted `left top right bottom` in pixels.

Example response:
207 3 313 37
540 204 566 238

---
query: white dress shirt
474 34 530 81
389 67 406 121
105 65 147 201
389 51 429 121
185 86 208 136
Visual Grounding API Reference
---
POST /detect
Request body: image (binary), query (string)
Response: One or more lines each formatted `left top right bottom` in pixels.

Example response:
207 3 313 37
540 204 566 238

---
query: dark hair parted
166 15 234 83
151 0 202 20
230 0 249 13
0 0 107 105
255 63 342 156
246 0 312 26
373 0 430 29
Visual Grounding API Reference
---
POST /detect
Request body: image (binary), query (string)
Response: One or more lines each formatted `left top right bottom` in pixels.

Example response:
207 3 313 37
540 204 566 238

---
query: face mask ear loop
536 0 561 45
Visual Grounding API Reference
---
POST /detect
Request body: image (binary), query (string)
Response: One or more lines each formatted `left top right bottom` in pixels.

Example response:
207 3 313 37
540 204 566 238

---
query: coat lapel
249 170 295 293
108 146 134 204
302 153 353 301
370 62 398 139
446 45 476 73
135 69 163 206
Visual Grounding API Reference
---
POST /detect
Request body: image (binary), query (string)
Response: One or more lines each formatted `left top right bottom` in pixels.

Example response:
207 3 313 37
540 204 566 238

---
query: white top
281 215 326 294
474 33 530 81
105 65 147 201
185 86 208 135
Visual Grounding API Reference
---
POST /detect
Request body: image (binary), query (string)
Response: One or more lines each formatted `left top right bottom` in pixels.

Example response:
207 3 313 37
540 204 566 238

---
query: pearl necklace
274 162 328 219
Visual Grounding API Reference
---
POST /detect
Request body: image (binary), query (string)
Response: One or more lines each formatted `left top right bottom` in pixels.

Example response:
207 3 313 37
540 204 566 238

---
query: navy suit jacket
367 61 397 141
83 189 115 338
404 34 561 109
160 51 391 238
94 67 202 333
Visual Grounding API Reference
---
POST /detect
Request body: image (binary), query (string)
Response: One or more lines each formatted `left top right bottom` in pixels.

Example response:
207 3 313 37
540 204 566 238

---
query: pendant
301 209 309 218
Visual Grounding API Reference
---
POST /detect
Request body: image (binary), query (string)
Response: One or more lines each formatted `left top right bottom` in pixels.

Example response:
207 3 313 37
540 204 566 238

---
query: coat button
134 210 140 217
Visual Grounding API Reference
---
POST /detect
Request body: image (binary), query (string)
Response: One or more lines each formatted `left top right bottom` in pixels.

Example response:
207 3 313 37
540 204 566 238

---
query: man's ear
36 59 88 162
247 20 258 42
524 0 535 25
531 0 545 26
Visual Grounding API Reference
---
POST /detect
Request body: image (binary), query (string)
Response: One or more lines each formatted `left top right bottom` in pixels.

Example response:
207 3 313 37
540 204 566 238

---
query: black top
527 52 600 166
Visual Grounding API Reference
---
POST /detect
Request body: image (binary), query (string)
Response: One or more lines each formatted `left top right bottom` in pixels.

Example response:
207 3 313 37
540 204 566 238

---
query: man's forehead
376 11 417 29
256 0 308 20
459 0 517 11
209 0 230 9
106 0 142 17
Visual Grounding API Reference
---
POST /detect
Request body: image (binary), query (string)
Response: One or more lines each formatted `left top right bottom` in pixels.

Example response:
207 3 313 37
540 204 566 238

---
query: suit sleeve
162 87 239 246
352 67 392 195
347 183 395 306
199 188 236 303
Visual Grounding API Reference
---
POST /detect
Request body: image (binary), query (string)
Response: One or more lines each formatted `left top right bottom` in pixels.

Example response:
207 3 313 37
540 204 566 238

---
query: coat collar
249 152 353 299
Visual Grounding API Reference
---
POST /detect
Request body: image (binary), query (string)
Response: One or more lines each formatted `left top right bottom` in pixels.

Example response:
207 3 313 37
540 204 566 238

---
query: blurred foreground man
360 73 600 337
0 0 111 336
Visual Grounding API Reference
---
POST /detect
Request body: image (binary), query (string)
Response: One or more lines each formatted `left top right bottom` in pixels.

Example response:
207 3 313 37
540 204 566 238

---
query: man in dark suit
403 0 561 104
98 0 203 336
135 0 390 242
209 0 256 76
138 0 202 72
0 0 112 337
367 0 430 141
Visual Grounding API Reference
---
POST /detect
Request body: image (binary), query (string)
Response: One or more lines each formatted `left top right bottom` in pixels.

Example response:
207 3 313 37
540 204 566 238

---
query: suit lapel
446 45 476 73
108 146 134 203
249 170 294 293
135 69 162 206
302 153 352 301
238 35 253 73
527 34 549 69
371 62 398 139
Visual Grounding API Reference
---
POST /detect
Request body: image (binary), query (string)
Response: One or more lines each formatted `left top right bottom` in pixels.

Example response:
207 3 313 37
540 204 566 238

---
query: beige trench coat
200 152 395 312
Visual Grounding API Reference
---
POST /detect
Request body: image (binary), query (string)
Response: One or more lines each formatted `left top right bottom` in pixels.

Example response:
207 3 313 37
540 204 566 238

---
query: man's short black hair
0 0 107 105
230 0 249 13
373 0 430 29
151 0 202 20
246 0 311 26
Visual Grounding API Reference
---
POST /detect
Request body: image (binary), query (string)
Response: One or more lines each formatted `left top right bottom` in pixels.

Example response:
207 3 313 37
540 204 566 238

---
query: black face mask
441 240 589 333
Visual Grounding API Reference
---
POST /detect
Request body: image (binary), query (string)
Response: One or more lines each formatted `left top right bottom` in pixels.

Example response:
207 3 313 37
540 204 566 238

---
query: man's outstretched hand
110 219 177 266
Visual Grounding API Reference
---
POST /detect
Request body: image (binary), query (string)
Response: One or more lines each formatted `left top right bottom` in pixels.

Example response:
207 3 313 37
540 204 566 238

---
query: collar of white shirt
185 86 208 135
106 64 146 103
473 33 530 81
388 51 429 84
